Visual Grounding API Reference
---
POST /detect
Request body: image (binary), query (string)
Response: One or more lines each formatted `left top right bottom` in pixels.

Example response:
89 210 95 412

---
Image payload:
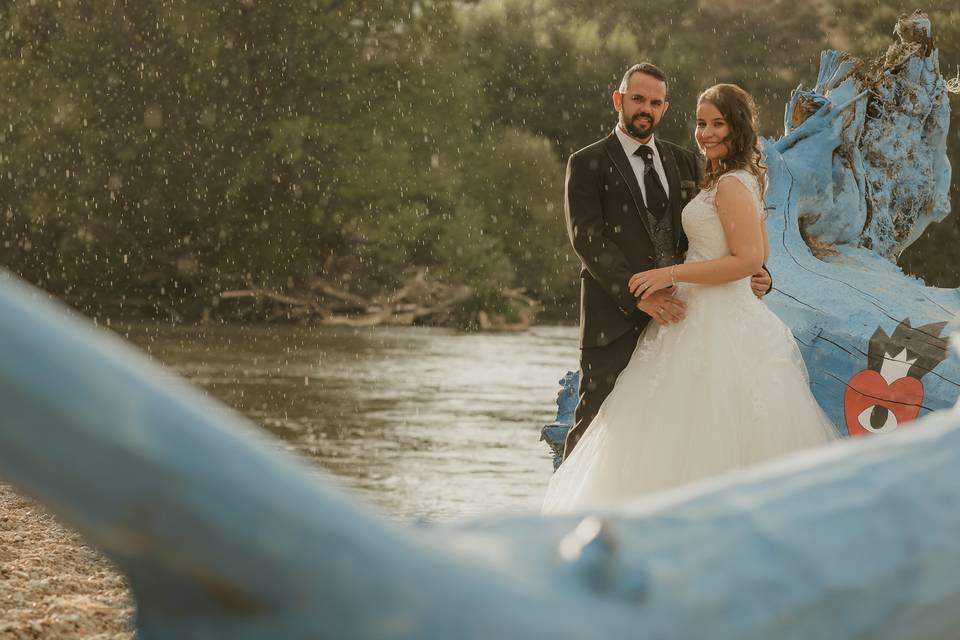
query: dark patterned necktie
634 145 669 219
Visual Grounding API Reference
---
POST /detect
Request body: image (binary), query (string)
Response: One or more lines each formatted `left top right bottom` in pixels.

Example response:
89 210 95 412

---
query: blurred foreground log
5 245 960 638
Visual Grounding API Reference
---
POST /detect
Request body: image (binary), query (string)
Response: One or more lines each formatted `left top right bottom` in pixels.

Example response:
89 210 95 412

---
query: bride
543 84 840 514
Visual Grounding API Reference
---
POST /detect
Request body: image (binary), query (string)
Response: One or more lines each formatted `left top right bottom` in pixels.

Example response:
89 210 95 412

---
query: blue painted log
539 371 578 469
5 258 960 638
542 12 959 467
761 11 957 436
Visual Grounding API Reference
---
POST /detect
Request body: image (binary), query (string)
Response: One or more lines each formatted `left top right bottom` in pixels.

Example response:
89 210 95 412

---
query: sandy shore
0 484 133 639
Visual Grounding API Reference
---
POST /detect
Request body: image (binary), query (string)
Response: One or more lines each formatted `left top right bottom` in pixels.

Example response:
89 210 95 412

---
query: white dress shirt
614 126 670 206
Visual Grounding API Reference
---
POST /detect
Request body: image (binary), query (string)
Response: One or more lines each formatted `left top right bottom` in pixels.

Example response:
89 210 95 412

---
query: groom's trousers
564 325 643 460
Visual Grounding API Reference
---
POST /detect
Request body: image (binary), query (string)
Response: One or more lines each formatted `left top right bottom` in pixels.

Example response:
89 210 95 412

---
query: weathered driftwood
217 268 537 330
542 12 959 464
540 371 578 468
790 12 952 258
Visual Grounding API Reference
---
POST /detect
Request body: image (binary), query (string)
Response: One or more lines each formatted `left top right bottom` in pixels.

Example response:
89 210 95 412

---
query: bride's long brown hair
698 84 766 202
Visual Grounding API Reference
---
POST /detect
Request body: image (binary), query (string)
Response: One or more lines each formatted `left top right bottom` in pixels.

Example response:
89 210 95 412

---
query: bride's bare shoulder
715 171 756 197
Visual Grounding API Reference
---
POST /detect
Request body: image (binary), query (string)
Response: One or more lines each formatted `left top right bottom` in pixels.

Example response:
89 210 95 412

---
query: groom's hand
637 289 686 325
750 269 772 298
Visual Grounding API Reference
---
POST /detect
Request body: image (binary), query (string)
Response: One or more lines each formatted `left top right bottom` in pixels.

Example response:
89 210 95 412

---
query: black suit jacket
565 132 703 349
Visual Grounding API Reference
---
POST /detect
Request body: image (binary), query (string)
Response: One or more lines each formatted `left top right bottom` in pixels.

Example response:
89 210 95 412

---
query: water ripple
121 323 578 522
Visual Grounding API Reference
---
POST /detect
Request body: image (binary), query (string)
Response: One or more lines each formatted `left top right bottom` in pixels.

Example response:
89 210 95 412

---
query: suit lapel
604 134 654 239
656 139 684 247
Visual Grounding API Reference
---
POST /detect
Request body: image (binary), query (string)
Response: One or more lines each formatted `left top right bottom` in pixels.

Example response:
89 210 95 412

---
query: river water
121 322 579 523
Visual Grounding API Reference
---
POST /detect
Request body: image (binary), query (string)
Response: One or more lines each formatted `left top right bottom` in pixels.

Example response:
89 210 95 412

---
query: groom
563 62 771 460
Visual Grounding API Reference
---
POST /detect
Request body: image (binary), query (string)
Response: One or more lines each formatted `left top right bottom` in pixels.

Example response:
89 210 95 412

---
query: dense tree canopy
0 0 955 324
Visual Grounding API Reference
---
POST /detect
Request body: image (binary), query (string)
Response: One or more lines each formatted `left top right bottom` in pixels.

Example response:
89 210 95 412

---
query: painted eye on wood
844 320 948 437
857 404 898 433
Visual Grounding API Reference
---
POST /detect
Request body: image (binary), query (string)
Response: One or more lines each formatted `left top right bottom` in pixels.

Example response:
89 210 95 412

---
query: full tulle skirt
542 278 839 514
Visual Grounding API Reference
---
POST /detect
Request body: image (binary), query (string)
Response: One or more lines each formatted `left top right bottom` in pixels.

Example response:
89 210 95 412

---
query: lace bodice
682 170 763 263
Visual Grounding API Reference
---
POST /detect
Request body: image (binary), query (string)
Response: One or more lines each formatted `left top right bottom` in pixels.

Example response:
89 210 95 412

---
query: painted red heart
844 369 923 437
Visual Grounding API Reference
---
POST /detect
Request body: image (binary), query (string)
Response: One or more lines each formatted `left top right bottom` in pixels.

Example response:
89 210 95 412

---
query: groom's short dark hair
619 62 669 96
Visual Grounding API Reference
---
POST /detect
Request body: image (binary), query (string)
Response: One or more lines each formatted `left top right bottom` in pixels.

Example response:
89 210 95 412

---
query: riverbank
0 484 132 639
53 267 578 332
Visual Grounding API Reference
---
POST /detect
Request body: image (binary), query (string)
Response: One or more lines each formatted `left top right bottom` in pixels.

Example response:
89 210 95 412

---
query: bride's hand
629 267 673 300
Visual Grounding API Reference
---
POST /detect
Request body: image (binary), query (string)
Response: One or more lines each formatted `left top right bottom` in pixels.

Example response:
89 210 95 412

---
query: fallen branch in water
215 268 537 330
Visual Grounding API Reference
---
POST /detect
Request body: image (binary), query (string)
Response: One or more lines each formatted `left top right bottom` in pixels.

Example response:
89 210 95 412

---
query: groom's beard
622 112 658 139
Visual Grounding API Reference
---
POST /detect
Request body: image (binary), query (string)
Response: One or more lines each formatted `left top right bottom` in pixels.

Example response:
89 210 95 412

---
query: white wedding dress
543 170 839 514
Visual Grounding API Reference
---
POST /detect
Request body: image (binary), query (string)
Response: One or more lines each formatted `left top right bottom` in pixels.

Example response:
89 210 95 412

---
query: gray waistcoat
645 209 678 268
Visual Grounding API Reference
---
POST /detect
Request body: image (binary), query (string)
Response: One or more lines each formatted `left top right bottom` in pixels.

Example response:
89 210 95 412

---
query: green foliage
457 0 827 153
0 1 487 313
0 0 955 321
